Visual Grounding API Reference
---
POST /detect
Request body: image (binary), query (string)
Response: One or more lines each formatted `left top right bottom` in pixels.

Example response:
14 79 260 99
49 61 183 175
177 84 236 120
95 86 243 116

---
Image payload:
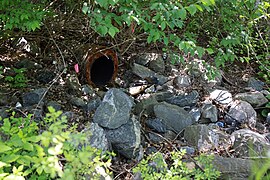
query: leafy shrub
0 107 112 180
4 68 28 88
0 0 48 32
133 150 220 180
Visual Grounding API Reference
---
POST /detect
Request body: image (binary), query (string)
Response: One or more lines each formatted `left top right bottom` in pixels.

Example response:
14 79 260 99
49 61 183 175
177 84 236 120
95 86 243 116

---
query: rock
134 53 152 65
213 156 253 179
201 102 218 123
184 124 232 152
132 63 168 85
85 98 101 113
180 146 195 155
152 92 173 102
145 146 158 155
235 92 268 107
148 54 165 73
248 77 264 91
231 129 270 157
134 96 158 115
70 96 86 108
81 84 95 96
189 107 201 122
267 113 270 125
15 59 42 70
93 88 134 129
210 89 232 105
148 133 164 144
0 108 9 119
22 88 47 107
66 74 82 96
105 116 141 159
129 85 148 96
83 123 110 153
146 118 166 133
225 100 257 128
35 70 56 84
173 75 191 89
154 102 195 133
165 90 199 107
46 101 62 112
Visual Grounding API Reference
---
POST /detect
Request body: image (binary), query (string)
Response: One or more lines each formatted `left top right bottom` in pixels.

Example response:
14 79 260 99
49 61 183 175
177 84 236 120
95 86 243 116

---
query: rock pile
1 53 269 179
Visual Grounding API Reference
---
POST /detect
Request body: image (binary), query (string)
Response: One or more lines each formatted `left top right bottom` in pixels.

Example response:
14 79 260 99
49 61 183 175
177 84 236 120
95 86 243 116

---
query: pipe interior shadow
90 55 114 86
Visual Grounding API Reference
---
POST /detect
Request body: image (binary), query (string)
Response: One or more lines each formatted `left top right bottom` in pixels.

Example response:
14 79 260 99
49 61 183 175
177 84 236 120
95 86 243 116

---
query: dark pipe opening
90 56 114 86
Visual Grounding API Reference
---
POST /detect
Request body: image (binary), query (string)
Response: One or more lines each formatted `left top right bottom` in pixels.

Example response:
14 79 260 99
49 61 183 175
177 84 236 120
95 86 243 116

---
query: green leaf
108 26 119 38
2 118 11 133
197 47 205 58
147 35 153 44
2 154 20 163
163 37 169 46
206 48 214 54
161 21 166 30
0 161 8 168
186 5 197 16
195 4 203 11
261 109 269 117
23 142 34 151
179 8 187 20
0 142 12 153
82 3 89 14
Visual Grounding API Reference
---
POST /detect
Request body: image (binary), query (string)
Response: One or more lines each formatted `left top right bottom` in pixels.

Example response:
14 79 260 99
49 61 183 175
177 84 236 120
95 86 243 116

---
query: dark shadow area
90 55 114 86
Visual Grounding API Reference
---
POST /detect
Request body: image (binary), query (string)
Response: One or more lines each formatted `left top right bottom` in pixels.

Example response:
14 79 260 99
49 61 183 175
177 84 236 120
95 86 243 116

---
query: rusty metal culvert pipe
83 46 118 87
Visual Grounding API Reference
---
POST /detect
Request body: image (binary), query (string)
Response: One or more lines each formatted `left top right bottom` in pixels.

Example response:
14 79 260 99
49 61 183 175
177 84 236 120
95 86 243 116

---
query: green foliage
4 68 28 88
249 154 270 180
0 107 112 180
133 150 220 180
0 0 48 32
82 0 216 60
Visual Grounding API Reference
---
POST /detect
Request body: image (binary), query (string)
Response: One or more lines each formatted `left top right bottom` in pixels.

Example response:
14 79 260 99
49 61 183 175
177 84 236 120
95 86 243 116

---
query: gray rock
85 98 101 112
66 74 82 96
134 96 158 115
132 63 168 85
148 54 165 73
15 59 42 70
230 129 270 157
235 92 268 107
248 77 264 91
189 107 201 122
165 90 199 107
225 100 257 128
152 92 173 102
0 108 9 119
22 88 47 107
267 113 270 125
180 146 195 155
148 133 164 144
83 123 110 153
46 101 62 112
210 89 232 105
93 88 134 129
146 118 166 133
70 96 86 108
105 116 141 159
173 75 191 88
81 84 95 96
201 102 218 123
213 156 253 179
35 70 56 84
184 124 232 152
154 102 195 133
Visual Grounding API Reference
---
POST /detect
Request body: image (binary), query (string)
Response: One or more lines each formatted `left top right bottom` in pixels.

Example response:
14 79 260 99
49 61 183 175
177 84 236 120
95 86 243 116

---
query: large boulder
93 88 134 129
154 102 195 133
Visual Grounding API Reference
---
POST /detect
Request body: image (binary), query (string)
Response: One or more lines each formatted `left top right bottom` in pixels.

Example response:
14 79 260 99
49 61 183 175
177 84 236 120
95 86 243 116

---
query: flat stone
93 88 134 129
173 75 191 88
134 96 158 115
189 107 201 122
230 129 270 157
146 118 166 133
148 54 165 73
35 70 56 84
225 100 257 128
132 63 168 85
248 77 264 91
235 92 268 107
201 102 218 123
22 88 47 107
210 89 232 105
213 156 253 180
85 98 101 113
154 102 195 133
105 115 141 159
165 90 199 107
46 101 62 112
184 124 232 152
70 96 86 108
15 58 42 69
